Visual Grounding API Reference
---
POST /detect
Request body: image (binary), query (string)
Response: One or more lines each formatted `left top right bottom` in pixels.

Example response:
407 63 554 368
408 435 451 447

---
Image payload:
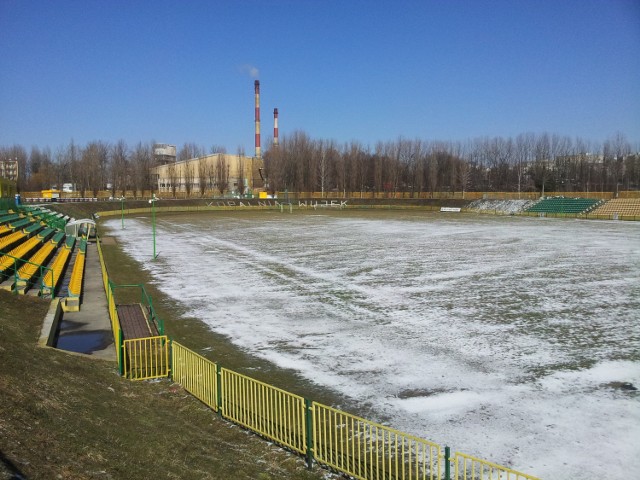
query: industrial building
151 80 277 197
151 153 263 197
153 144 177 166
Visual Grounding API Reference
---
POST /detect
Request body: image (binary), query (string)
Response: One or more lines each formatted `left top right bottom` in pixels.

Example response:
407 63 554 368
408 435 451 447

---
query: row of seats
15 232 65 292
0 220 43 257
0 234 45 277
67 238 87 300
0 230 27 252
5 217 34 233
22 207 69 231
41 236 76 296
526 197 600 214
0 213 23 232
589 198 640 217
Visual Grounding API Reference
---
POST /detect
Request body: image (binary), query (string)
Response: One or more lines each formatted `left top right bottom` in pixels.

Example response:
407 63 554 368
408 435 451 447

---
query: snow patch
105 213 640 480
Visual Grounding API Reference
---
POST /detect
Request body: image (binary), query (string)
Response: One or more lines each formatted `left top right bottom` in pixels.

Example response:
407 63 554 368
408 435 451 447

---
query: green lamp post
149 194 158 259
119 196 125 229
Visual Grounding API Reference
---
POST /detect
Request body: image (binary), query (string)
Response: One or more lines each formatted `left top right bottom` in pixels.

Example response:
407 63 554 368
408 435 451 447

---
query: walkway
117 304 158 339
56 241 115 360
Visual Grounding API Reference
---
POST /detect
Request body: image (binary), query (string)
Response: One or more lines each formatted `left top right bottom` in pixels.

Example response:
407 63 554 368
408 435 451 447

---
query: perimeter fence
96 235 539 480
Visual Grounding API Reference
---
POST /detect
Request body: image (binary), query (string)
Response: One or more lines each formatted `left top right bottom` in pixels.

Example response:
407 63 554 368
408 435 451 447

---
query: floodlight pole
149 194 157 260
120 197 125 229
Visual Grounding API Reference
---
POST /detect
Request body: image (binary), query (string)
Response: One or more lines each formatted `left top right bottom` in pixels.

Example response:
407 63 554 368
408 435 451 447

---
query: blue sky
1 0 639 153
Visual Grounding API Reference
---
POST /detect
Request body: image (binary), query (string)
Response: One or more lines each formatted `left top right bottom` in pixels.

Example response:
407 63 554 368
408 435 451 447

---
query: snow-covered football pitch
106 210 639 479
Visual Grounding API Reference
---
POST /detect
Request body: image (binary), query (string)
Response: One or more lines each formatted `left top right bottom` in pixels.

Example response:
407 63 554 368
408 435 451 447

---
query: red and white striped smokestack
254 80 261 158
273 108 279 147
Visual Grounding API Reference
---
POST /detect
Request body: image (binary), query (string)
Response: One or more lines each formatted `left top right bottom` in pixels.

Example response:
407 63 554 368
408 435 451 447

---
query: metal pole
120 197 125 229
305 398 314 469
216 364 223 416
152 197 156 259
444 446 451 480
148 194 157 259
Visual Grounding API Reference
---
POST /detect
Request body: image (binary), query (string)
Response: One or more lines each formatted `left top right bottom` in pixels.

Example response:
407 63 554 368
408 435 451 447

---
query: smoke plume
239 64 259 78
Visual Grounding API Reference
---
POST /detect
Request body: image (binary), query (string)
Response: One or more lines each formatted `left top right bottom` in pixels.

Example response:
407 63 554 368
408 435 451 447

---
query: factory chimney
254 80 261 158
273 108 279 147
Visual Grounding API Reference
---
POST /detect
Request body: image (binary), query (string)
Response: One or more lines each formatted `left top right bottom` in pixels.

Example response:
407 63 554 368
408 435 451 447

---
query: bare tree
457 143 473 198
514 134 533 197
334 143 348 197
314 141 337 198
373 142 385 195
167 162 178 198
178 142 204 161
346 141 369 198
604 132 631 196
198 156 208 196
111 140 129 197
387 140 402 196
405 139 424 197
263 145 283 195
206 155 218 195
129 142 154 198
28 145 55 191
183 159 195 196
236 147 246 196
67 140 80 193
532 134 552 196
209 145 227 154
426 145 440 195
215 155 229 196
80 141 109 196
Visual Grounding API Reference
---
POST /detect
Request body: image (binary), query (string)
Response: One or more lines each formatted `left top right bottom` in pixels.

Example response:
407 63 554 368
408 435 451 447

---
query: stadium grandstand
525 197 601 215
0 204 87 302
589 198 640 219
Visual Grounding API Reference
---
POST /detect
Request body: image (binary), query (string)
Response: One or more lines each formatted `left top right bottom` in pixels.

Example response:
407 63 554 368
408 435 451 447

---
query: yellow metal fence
172 341 218 411
221 367 307 455
312 402 442 480
453 451 538 480
97 237 122 370
171 341 307 454
122 336 169 381
169 341 540 480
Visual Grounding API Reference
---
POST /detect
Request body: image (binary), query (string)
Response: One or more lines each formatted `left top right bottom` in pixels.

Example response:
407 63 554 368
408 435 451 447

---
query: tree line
264 132 639 197
1 132 638 197
0 141 226 196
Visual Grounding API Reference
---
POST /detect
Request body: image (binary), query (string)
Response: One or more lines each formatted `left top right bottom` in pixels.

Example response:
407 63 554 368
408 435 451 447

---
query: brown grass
0 290 328 479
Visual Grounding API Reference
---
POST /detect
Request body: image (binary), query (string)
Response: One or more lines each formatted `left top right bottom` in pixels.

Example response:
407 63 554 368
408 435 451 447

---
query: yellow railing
96 237 122 370
172 341 218 411
453 451 540 480
167 338 540 479
221 367 307 455
122 336 169 380
108 286 121 369
312 402 442 480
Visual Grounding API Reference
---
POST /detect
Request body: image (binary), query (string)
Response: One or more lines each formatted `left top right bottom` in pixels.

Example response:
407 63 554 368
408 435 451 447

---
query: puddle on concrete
59 320 81 330
55 330 113 354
